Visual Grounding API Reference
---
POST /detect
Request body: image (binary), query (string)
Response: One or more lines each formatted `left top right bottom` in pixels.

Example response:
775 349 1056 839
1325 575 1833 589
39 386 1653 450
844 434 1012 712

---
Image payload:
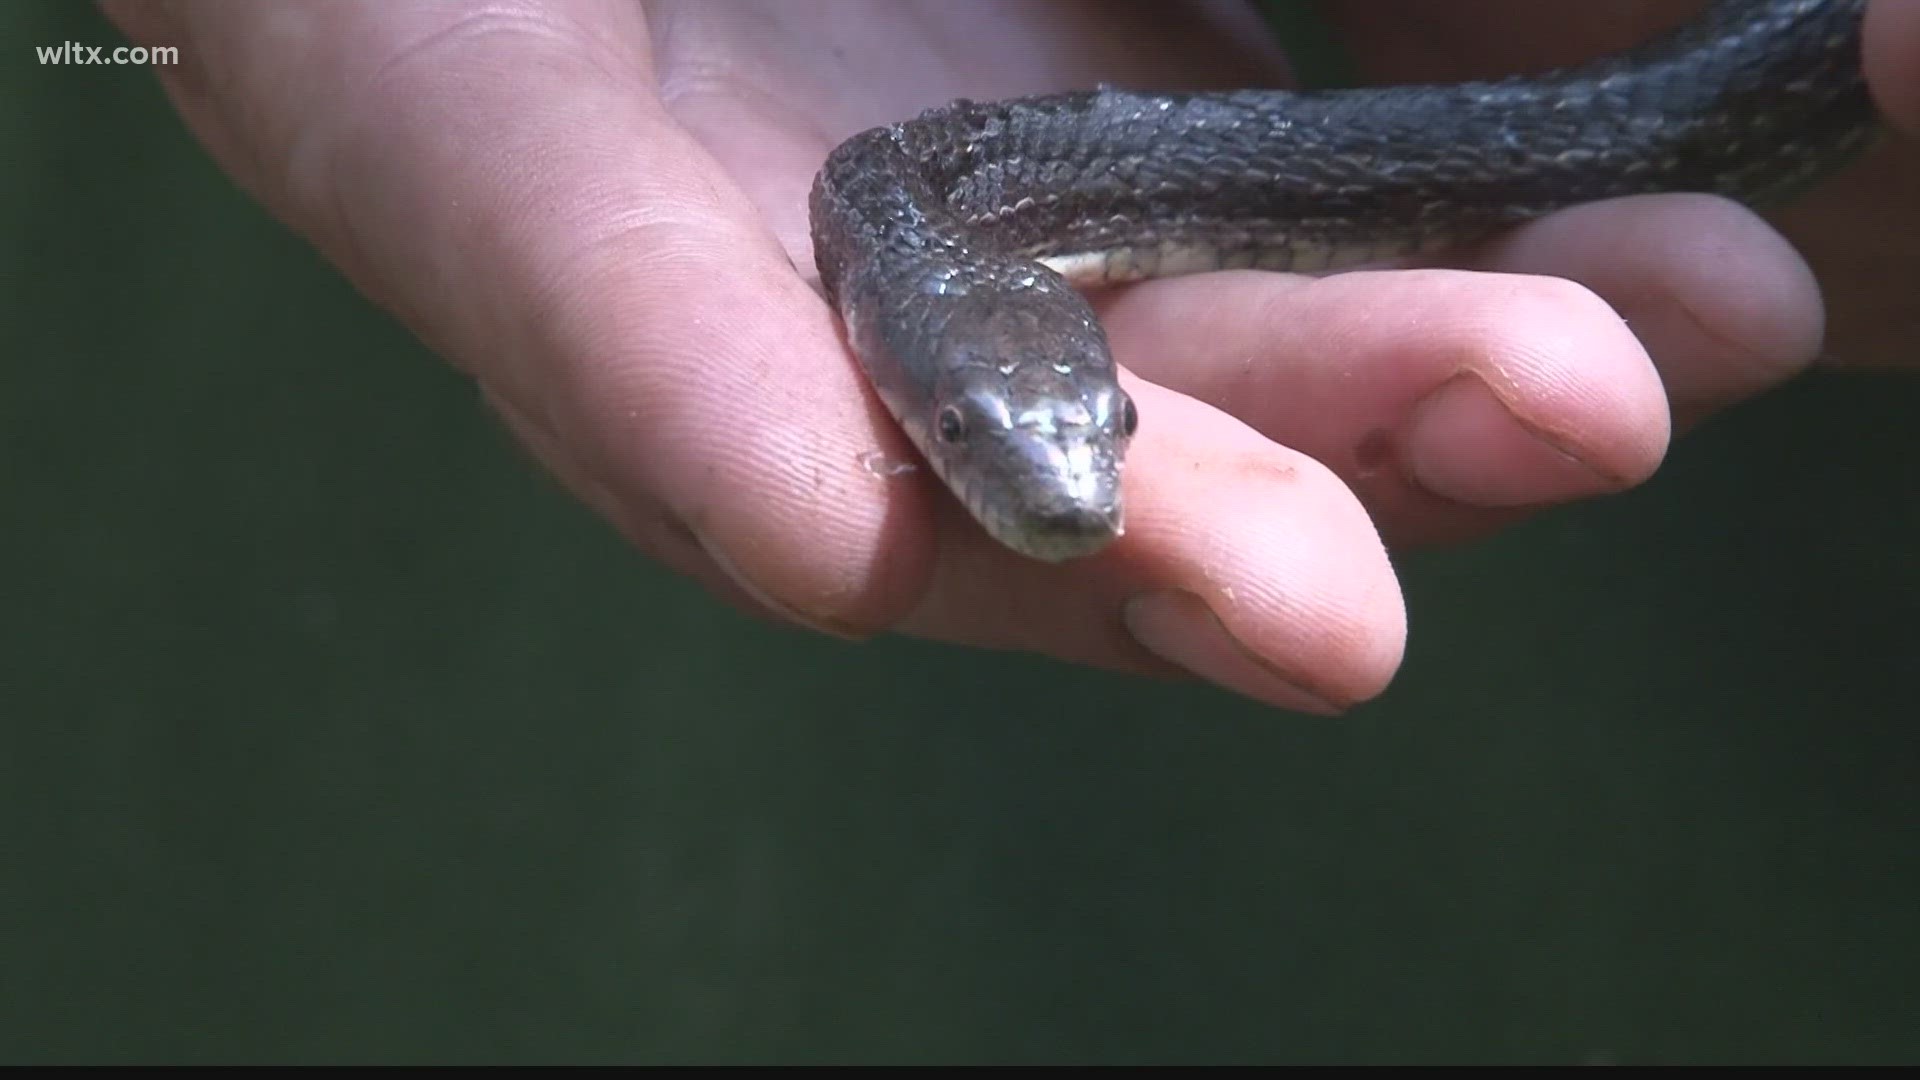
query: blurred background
3 1 1915 1064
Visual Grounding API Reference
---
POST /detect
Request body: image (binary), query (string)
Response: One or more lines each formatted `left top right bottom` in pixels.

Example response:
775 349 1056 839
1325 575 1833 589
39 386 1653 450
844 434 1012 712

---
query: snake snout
1017 500 1124 562
995 430 1125 561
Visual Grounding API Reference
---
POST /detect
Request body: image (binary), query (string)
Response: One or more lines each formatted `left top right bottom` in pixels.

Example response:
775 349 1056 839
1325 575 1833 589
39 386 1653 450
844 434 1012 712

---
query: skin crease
100 0 1920 713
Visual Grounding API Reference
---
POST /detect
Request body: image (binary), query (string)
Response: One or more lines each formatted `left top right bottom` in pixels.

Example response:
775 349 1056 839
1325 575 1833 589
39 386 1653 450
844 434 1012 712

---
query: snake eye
1120 395 1138 438
936 405 966 444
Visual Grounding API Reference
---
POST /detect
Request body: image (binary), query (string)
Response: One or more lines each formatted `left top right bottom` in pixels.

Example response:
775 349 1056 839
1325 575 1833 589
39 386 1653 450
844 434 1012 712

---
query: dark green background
4 1 1916 1065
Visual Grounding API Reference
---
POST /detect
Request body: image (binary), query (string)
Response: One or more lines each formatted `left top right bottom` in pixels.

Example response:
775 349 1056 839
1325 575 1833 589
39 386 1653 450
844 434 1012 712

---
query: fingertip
1116 387 1409 710
1866 0 1920 138
1110 267 1671 509
1121 589 1349 715
1401 368 1660 509
1419 272 1671 493
1475 193 1823 409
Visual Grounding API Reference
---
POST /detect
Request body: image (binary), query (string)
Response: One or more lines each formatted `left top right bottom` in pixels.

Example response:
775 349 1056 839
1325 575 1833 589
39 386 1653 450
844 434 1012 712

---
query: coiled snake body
808 0 1877 562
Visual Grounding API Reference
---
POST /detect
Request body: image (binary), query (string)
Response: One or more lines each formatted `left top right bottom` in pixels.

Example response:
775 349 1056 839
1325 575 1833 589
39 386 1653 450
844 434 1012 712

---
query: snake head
852 257 1140 562
920 357 1137 563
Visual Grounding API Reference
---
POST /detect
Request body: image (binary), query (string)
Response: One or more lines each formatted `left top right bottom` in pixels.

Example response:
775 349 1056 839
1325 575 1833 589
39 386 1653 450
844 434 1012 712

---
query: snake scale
808 0 1878 562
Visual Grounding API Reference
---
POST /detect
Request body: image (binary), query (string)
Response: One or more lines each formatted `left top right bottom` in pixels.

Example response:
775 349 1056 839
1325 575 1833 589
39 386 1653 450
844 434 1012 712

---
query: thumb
99 0 936 637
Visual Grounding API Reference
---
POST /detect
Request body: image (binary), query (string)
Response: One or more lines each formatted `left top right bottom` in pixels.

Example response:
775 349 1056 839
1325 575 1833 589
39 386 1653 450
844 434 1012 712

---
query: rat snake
808 0 1877 561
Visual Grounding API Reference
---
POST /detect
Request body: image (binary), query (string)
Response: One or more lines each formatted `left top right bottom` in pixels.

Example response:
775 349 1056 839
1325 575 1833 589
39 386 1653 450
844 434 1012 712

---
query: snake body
808 0 1877 562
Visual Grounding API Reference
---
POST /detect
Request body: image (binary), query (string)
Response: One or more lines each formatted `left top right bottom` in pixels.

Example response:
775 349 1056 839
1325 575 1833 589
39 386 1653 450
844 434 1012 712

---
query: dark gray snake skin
809 0 1877 562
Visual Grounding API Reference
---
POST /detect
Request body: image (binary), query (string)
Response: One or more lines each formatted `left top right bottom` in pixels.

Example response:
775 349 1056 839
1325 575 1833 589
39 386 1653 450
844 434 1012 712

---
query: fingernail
697 533 871 643
1404 373 1624 508
1122 590 1345 716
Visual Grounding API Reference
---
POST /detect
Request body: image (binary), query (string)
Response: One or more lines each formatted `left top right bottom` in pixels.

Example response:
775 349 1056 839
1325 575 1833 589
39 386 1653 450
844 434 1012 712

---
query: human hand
99 0 1904 714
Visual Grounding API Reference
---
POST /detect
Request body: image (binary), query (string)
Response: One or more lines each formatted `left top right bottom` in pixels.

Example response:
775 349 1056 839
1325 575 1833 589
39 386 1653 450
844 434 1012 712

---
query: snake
807 0 1878 562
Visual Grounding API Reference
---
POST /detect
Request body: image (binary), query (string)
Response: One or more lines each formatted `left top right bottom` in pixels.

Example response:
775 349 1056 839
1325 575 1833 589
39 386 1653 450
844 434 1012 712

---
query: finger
1099 191 1824 550
101 0 937 638
897 376 1408 716
1471 193 1824 422
1098 265 1668 549
1866 0 1920 135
